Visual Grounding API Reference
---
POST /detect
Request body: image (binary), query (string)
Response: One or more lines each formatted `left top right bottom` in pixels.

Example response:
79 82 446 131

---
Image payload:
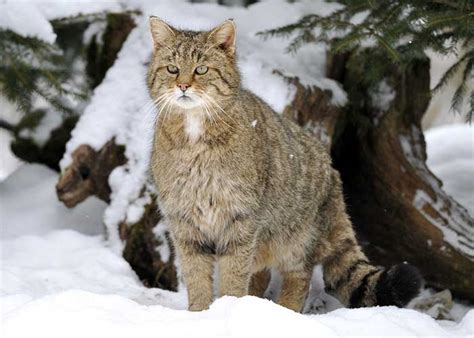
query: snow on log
279 72 342 150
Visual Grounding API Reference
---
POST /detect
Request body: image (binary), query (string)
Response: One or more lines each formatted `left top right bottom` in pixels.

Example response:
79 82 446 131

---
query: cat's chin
174 96 202 110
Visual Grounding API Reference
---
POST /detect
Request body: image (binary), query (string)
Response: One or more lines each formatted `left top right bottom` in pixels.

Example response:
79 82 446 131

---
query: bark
328 55 474 300
56 139 126 207
86 13 136 88
278 70 342 150
121 202 178 291
11 115 78 171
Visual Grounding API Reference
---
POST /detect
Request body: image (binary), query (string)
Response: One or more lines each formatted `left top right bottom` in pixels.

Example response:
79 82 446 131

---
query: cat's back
235 88 330 166
233 88 333 214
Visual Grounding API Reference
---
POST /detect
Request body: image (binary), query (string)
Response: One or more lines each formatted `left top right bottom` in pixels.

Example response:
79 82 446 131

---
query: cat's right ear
149 16 176 48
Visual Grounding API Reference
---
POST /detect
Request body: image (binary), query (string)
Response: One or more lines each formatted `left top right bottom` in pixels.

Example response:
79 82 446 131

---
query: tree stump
329 55 474 300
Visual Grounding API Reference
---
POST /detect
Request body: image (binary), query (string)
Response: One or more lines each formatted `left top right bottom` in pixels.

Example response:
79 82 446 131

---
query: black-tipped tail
374 263 423 307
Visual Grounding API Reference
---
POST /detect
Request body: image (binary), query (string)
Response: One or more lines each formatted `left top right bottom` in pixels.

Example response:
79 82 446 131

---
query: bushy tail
320 171 423 308
323 246 422 308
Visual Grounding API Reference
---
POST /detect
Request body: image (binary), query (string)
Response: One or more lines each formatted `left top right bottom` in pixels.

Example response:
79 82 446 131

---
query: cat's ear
149 16 176 48
208 19 236 55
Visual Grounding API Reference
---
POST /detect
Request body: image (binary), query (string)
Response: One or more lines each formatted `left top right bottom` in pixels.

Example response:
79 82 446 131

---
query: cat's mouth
174 92 202 109
177 95 193 103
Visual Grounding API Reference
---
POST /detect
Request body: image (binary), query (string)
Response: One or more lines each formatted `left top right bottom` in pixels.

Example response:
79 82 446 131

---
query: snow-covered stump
56 139 178 290
121 201 178 291
331 55 474 301
280 73 342 150
56 140 126 207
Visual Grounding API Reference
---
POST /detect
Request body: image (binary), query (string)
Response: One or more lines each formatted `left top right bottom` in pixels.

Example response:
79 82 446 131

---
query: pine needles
0 29 84 115
260 0 474 121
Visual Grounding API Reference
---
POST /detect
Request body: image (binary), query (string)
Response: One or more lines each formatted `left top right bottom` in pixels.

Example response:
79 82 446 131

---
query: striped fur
315 177 422 308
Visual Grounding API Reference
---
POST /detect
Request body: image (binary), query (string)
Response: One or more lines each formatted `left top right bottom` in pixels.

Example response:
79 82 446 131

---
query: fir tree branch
257 0 474 119
0 119 16 133
450 57 473 117
431 0 473 11
467 91 474 122
375 35 401 62
433 51 473 93
427 12 474 28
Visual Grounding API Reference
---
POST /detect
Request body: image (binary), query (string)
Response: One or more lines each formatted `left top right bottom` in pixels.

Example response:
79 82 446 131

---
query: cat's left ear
208 19 236 55
149 16 176 48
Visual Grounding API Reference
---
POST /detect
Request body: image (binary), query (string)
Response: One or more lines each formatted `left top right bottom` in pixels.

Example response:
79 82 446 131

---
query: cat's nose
177 83 191 92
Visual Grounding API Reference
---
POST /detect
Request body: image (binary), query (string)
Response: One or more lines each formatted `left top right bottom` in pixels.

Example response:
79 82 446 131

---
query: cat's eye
195 66 208 75
167 65 179 74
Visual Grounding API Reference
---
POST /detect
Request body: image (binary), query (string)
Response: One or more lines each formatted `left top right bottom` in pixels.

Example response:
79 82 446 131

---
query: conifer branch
259 0 474 121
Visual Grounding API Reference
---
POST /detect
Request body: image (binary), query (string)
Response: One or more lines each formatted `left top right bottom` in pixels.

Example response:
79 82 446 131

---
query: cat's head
147 17 240 113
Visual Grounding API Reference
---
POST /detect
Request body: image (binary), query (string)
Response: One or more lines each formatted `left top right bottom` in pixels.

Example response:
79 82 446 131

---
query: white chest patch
185 113 203 142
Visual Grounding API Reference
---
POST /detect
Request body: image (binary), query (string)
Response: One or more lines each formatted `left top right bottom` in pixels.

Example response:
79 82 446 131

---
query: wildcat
147 17 422 312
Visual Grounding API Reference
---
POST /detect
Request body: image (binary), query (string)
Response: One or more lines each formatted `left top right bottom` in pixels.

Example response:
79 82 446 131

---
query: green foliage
260 0 474 121
0 29 85 115
15 109 46 131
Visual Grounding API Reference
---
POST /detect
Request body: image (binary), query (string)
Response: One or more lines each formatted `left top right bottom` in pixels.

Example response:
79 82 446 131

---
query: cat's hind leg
278 269 312 312
249 269 271 298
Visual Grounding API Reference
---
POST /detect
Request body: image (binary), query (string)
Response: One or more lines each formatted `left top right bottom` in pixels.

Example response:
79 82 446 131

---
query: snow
0 164 184 311
305 120 331 146
413 189 474 258
0 130 21 181
401 123 473 258
425 124 474 216
413 123 474 258
5 291 473 338
0 164 106 238
152 220 171 263
18 105 64 147
370 79 396 126
2 286 473 338
0 95 23 181
2 221 473 338
0 0 123 44
1 164 473 338
0 2 56 43
423 50 471 129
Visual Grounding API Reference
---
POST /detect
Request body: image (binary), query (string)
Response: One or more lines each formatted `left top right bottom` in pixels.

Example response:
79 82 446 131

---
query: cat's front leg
172 233 215 311
217 228 256 298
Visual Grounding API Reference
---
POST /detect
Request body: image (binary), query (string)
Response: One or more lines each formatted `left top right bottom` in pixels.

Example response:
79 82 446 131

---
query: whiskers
151 89 176 134
197 91 239 132
148 89 239 135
